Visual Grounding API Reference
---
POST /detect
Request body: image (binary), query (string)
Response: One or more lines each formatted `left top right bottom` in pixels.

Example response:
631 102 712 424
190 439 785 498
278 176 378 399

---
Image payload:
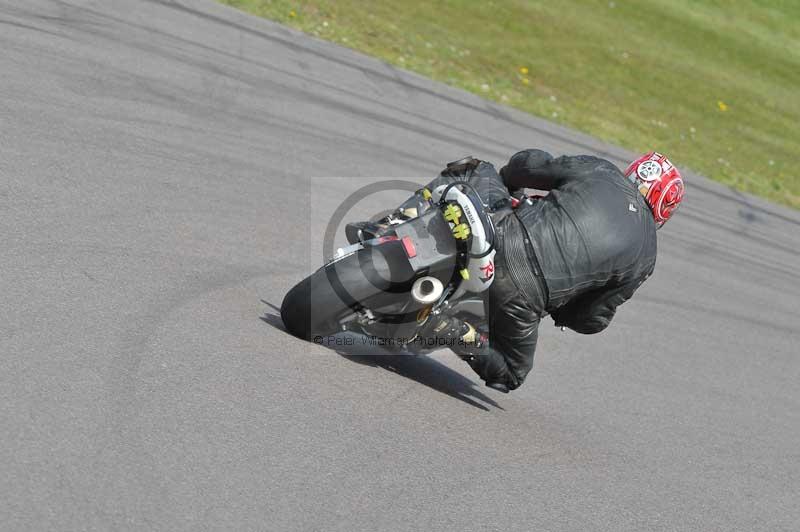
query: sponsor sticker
637 160 663 181
479 261 495 283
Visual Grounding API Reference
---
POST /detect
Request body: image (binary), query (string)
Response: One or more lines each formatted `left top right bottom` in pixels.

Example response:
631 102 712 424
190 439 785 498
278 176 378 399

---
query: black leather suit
418 150 658 391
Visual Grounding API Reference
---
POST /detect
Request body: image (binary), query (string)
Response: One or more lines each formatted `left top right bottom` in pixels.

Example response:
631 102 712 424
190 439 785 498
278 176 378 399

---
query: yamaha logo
462 202 478 226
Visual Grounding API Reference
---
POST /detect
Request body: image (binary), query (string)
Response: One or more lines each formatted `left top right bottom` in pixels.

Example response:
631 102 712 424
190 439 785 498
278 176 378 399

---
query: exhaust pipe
411 276 443 305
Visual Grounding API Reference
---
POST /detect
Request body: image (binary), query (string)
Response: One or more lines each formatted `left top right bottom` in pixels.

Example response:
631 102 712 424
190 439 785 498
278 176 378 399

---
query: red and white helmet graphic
625 152 685 228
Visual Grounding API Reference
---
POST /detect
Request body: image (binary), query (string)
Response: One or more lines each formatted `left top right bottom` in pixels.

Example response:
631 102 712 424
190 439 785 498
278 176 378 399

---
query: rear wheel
280 244 415 340
280 272 343 339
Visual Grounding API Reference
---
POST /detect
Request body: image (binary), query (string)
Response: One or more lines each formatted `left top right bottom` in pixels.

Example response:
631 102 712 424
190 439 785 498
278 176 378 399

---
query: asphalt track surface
2 1 799 530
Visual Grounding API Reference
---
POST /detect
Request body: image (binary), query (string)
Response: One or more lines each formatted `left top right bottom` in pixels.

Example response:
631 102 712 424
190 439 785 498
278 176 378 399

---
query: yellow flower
519 66 529 75
521 77 530 85
717 100 728 112
289 10 297 18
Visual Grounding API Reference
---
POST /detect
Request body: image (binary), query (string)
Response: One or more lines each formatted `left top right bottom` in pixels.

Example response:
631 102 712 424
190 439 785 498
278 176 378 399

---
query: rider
365 150 685 393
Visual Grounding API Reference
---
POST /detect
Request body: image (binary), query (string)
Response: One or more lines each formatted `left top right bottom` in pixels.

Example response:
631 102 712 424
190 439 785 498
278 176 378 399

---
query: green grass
220 0 800 209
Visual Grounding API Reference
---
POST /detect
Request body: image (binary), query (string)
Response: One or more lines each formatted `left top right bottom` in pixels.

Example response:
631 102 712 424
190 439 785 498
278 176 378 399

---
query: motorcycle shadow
260 308 503 412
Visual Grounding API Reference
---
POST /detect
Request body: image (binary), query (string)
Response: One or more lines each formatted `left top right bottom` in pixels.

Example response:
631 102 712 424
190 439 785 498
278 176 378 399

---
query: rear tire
281 245 414 340
280 271 345 340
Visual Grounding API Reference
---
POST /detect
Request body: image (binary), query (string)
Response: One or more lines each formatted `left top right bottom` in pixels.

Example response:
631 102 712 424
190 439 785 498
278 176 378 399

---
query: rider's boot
418 316 510 393
344 200 426 245
345 220 387 245
417 315 488 352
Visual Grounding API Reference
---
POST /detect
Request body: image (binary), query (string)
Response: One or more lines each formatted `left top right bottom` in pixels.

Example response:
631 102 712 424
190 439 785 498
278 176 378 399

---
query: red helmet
624 152 685 228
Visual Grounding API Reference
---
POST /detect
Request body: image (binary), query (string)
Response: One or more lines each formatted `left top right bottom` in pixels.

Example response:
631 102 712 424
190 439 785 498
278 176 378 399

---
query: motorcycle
280 158 533 353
